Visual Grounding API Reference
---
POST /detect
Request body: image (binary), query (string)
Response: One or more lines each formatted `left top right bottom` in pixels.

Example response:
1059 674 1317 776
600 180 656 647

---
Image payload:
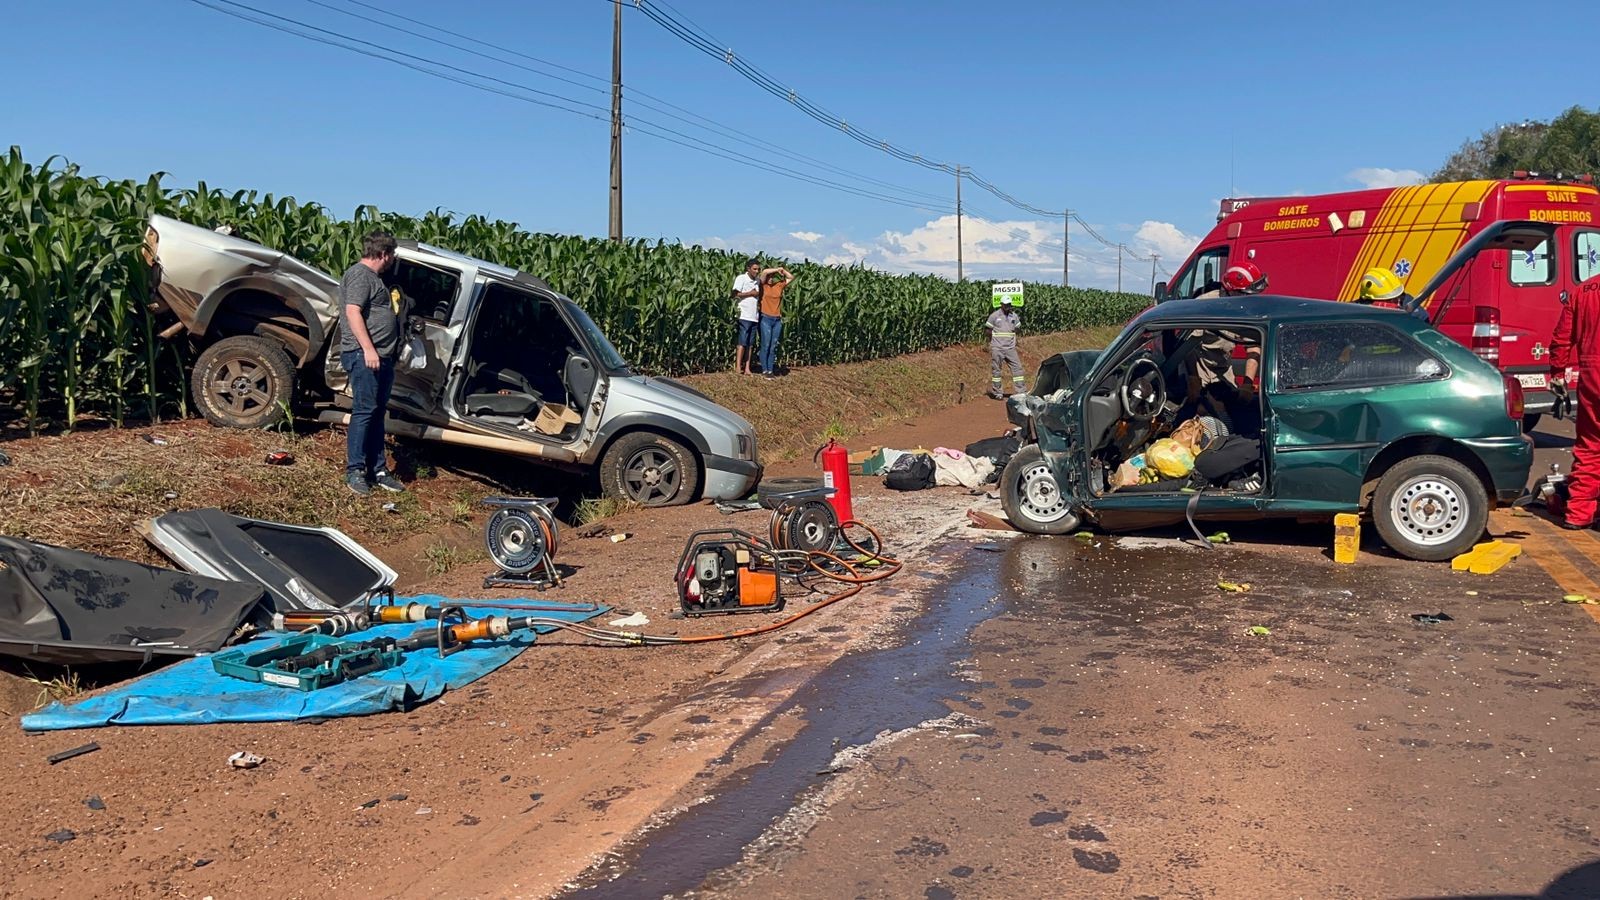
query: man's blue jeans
758 315 783 374
342 351 395 477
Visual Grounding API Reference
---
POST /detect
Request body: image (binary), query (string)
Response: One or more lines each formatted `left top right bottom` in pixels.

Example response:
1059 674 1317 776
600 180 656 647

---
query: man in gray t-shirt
339 230 406 496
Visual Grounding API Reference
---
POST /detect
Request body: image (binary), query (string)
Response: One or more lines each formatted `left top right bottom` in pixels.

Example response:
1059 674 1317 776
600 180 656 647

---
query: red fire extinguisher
817 438 854 523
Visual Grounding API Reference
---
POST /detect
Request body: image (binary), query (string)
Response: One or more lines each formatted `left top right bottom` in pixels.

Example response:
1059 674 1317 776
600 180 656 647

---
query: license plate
1517 373 1548 389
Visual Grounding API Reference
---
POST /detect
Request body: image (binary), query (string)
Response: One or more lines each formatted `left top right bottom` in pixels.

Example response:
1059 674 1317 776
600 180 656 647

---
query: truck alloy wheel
1000 444 1080 535
191 335 295 430
601 432 700 507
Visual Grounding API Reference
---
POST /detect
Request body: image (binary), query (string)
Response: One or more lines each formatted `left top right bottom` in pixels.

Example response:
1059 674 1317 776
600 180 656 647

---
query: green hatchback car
1000 296 1534 561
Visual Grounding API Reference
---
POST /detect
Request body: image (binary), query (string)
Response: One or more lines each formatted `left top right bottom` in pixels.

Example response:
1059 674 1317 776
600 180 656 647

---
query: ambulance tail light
1471 305 1501 362
1503 374 1524 423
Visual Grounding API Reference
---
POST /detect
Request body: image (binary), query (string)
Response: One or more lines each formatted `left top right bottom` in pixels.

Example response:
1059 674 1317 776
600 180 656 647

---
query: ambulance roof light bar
1511 170 1596 184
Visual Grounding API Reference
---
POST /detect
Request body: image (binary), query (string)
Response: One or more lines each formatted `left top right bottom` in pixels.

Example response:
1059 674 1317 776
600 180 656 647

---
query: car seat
464 361 541 418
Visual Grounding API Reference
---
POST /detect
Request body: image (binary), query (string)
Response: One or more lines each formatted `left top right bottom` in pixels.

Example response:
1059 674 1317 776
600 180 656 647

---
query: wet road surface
572 528 1600 898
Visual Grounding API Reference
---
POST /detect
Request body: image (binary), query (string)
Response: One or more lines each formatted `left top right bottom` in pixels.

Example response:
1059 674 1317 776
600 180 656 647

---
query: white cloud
700 214 1157 291
1347 167 1425 189
1130 220 1200 262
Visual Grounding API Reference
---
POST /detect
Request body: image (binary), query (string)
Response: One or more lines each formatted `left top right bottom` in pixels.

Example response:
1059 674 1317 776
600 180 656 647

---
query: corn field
0 147 1150 433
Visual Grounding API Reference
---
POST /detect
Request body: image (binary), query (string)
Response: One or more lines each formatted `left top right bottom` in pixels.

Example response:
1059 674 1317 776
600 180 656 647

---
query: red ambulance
1158 174 1600 427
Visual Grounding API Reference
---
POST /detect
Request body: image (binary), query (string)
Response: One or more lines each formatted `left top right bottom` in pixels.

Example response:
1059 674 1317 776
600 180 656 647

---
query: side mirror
1153 281 1168 302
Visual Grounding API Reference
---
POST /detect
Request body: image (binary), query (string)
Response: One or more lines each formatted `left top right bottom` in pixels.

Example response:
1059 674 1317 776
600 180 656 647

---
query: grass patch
23 668 85 707
574 495 638 526
422 540 465 576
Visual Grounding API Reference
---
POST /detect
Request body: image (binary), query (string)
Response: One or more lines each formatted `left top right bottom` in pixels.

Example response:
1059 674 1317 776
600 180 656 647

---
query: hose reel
482 496 562 590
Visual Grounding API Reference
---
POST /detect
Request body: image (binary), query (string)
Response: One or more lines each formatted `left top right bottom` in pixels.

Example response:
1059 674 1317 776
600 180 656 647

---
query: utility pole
608 0 623 242
1150 254 1159 294
1062 210 1070 286
1116 245 1123 293
955 165 963 282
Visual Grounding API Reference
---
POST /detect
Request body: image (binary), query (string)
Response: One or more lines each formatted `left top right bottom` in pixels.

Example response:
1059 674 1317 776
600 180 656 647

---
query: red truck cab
1159 174 1600 426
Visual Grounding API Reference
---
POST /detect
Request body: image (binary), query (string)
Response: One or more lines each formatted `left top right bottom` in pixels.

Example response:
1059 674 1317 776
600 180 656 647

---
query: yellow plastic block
1451 540 1522 574
1333 513 1360 564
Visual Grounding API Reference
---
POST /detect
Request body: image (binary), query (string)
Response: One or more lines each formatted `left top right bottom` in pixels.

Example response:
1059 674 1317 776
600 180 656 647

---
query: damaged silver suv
144 215 760 506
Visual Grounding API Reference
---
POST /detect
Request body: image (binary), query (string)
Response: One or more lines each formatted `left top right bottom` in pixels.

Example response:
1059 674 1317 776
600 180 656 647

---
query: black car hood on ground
0 535 266 665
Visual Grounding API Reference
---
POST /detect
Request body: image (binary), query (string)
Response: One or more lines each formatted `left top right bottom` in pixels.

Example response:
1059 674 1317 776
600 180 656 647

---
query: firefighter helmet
1358 268 1406 301
1221 262 1268 295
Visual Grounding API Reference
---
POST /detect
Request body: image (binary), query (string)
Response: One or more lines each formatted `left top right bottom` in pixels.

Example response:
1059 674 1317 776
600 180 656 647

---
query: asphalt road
571 420 1600 898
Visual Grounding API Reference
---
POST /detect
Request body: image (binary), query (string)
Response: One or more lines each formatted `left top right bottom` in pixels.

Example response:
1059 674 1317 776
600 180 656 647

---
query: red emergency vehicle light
1471 305 1501 362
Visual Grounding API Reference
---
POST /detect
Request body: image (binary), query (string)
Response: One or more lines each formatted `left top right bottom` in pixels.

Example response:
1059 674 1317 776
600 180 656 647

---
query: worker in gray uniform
985 295 1024 399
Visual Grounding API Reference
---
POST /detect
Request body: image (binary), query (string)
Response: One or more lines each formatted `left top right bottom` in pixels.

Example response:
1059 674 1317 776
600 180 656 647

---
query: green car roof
1142 296 1424 326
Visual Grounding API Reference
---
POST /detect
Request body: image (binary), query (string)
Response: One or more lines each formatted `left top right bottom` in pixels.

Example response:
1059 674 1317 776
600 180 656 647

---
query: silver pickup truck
143 214 760 506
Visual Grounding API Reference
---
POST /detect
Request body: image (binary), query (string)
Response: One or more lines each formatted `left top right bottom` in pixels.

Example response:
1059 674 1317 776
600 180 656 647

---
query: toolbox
211 633 403 691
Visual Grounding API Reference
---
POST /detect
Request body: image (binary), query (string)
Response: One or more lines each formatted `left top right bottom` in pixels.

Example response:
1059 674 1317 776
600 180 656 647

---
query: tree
1432 106 1600 181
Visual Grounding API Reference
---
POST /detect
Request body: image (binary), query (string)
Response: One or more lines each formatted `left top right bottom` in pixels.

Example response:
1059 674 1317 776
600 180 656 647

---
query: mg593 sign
991 282 1025 309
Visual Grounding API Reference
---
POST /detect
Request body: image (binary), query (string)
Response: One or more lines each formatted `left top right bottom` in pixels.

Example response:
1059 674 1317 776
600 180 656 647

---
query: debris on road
607 612 650 628
609 532 631 543
0 448 11 466
1562 594 1598 604
264 450 294 466
1206 531 1231 544
1246 626 1271 636
965 509 1016 532
1451 540 1522 574
46 742 100 765
1218 581 1252 593
228 751 265 769
1411 612 1455 625
141 434 168 446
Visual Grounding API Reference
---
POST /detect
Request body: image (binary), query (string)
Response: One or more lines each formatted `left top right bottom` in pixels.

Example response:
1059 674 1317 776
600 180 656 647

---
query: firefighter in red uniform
1550 290 1599 528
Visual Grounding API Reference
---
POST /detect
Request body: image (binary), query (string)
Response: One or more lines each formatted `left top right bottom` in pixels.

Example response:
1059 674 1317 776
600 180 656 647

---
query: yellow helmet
1358 268 1405 301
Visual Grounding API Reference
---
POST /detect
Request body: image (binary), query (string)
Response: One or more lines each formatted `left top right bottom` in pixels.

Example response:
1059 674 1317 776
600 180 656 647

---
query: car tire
192 335 296 430
1522 413 1542 433
601 432 700 507
1371 454 1488 562
1000 444 1079 535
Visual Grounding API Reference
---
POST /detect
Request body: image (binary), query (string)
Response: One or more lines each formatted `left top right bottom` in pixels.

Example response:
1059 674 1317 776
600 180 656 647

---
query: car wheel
192 335 295 430
1000 444 1079 535
1371 455 1487 562
1522 413 1542 433
601 432 700 507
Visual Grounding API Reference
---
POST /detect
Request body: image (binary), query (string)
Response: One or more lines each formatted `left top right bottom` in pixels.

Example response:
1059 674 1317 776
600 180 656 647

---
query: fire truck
1159 174 1600 427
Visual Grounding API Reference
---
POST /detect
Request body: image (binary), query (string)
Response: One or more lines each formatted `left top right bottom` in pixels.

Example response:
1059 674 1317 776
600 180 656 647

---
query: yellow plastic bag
1146 438 1194 479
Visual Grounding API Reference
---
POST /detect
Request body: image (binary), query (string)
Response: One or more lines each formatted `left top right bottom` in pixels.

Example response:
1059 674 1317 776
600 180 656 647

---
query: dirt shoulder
0 337 1058 898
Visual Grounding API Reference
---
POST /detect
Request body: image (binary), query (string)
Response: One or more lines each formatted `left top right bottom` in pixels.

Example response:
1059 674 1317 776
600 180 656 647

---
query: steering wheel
1119 355 1167 422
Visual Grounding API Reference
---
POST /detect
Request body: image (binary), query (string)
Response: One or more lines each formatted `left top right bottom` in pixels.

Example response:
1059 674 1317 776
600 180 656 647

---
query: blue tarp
21 596 605 732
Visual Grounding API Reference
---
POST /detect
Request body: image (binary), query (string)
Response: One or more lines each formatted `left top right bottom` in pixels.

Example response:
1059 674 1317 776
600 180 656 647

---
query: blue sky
4 0 1591 289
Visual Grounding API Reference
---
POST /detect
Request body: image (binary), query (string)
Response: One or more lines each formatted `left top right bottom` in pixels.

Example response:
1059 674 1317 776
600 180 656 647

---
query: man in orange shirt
757 265 794 378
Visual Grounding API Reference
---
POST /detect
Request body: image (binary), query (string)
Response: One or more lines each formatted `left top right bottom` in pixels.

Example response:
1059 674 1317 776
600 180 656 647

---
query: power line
306 0 953 205
184 0 955 215
630 0 1089 223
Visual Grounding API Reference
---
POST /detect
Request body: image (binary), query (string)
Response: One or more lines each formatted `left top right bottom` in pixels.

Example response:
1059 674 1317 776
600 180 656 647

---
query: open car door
137 509 398 615
1419 220 1557 324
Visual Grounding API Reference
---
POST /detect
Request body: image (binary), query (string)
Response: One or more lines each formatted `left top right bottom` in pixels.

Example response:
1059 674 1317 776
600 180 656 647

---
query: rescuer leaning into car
1183 262 1266 436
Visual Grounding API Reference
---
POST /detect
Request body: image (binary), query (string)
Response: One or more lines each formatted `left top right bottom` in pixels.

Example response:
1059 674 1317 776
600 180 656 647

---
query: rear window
1508 240 1554 286
1576 231 1600 285
1277 322 1446 391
